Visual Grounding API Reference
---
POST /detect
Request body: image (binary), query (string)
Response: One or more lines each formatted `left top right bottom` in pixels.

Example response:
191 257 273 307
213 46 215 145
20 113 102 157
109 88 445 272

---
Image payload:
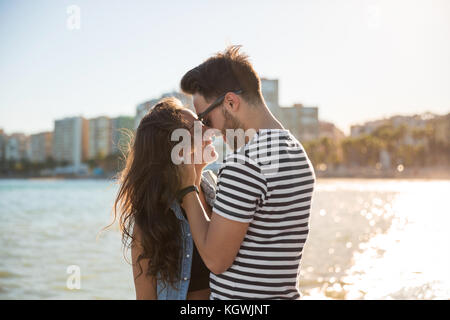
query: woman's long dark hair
112 97 190 286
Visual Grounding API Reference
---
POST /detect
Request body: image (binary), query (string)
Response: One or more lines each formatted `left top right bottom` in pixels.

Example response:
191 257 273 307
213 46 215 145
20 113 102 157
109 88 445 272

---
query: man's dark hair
180 45 264 105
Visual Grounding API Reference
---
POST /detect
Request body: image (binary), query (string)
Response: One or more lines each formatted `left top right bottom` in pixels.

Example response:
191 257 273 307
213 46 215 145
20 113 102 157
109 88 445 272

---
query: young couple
114 46 316 300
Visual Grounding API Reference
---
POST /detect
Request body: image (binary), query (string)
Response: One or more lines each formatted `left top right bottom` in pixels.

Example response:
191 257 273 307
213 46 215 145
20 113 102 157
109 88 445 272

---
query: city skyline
1 75 447 174
1 0 449 135
0 89 447 137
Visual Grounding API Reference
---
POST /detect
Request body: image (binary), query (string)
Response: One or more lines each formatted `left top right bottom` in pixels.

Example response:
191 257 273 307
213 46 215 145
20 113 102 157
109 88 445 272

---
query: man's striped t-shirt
210 129 316 300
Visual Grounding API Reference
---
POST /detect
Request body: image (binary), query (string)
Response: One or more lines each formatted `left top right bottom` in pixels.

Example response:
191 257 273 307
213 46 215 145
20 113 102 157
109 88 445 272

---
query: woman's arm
131 225 157 300
180 162 249 275
195 168 214 219
198 187 212 219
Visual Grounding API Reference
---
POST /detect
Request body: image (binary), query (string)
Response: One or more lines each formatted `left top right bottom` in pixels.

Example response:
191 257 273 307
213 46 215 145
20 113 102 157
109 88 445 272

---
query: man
178 45 316 299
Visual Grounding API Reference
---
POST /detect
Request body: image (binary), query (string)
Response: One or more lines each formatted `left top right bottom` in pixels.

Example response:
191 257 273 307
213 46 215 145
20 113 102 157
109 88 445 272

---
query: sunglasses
196 89 243 127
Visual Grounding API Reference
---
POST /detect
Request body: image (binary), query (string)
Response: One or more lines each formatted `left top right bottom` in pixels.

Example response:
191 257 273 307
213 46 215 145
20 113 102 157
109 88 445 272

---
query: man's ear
224 92 240 114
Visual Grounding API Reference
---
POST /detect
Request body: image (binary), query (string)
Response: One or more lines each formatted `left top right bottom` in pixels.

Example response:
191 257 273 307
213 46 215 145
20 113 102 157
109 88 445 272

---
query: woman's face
179 109 218 166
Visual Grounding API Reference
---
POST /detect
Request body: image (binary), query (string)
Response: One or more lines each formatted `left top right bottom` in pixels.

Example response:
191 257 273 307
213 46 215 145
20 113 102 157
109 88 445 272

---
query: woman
112 97 218 299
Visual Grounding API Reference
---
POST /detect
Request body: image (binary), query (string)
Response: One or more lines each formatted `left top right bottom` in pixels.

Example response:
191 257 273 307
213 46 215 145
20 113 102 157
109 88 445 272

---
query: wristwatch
176 185 199 204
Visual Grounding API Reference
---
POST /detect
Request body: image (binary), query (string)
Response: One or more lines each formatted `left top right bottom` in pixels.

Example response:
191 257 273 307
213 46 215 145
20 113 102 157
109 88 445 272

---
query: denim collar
170 200 185 221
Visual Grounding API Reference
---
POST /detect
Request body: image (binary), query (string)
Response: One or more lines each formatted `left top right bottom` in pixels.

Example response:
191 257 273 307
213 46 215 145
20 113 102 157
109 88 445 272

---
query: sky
0 0 449 135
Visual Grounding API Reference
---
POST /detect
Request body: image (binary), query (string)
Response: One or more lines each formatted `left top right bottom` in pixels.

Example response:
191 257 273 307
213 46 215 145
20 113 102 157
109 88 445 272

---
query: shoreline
2 172 450 181
1 165 449 180
1 175 450 181
314 166 450 180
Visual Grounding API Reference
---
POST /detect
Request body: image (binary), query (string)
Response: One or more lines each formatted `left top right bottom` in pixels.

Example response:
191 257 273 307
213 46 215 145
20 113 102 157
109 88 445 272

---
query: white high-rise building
0 129 7 161
110 116 134 154
53 117 89 167
261 78 319 142
88 116 111 159
30 132 53 163
5 133 29 161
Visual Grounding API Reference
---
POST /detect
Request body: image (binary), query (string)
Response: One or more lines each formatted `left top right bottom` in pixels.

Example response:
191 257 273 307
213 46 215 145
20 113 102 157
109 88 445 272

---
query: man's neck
237 103 284 147
243 103 284 132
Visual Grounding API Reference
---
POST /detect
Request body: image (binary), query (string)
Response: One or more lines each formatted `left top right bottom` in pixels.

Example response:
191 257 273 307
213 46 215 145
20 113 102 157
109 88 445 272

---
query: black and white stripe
211 129 315 300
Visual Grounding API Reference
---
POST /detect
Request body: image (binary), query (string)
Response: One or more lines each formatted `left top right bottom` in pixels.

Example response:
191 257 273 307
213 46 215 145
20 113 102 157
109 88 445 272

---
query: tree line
303 119 449 170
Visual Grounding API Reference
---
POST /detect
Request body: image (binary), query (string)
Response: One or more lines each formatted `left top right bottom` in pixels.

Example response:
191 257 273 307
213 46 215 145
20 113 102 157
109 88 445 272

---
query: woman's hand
179 153 197 189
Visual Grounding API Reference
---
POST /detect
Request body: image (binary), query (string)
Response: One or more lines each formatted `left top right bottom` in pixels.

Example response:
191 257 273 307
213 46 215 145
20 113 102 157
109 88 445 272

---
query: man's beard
221 107 245 151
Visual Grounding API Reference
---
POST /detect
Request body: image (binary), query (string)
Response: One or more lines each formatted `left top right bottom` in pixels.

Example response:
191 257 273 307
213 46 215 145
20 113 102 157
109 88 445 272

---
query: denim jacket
156 170 216 300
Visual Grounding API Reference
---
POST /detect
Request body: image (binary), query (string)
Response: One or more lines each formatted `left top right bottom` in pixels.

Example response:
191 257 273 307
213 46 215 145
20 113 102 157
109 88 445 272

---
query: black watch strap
176 185 199 204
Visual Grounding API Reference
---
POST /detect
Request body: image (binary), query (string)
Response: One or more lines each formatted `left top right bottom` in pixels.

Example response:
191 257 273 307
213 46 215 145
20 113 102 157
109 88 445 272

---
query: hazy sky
1 0 449 135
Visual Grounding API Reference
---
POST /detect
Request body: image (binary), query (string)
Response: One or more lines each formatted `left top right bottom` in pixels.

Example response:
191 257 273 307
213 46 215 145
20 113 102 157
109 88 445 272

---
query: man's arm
179 154 266 275
181 192 249 274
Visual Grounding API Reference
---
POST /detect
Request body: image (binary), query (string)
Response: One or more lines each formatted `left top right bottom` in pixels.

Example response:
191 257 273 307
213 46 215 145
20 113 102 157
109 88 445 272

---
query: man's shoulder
221 151 263 174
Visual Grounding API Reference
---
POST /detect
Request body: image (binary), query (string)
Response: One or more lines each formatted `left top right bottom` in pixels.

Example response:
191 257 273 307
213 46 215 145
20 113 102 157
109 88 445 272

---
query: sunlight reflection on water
0 178 449 299
301 179 450 300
